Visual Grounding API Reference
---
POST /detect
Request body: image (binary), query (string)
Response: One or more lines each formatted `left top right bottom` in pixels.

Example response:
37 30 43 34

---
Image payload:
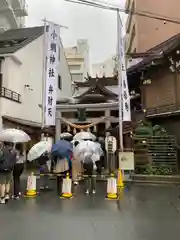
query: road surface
1 181 180 240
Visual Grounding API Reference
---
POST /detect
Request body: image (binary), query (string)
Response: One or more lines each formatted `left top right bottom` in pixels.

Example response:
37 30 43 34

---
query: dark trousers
13 163 24 196
83 162 96 191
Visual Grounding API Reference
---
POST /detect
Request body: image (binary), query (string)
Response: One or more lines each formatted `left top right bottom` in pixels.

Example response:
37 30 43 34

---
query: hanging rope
60 116 107 130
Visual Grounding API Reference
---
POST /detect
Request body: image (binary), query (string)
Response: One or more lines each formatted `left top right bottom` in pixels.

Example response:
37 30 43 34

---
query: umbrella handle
13 143 16 150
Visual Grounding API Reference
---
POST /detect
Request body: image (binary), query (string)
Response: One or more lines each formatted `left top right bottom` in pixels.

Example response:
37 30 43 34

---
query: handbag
53 158 69 173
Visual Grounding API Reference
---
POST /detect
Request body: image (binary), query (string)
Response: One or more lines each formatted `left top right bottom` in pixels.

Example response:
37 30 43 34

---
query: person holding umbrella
51 139 73 195
27 140 52 191
0 128 31 203
12 143 25 200
0 142 17 204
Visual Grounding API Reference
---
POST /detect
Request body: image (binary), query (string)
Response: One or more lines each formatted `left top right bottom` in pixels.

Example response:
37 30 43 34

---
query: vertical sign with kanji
117 14 131 122
45 22 60 126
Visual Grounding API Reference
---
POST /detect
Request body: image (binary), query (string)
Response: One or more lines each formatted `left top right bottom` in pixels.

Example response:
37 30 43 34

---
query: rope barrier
35 173 118 178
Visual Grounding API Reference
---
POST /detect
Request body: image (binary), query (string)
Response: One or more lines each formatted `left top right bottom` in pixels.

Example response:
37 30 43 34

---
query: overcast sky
26 0 126 63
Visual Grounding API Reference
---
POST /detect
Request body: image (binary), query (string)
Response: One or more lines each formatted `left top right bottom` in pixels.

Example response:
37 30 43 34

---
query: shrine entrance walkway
1 182 180 240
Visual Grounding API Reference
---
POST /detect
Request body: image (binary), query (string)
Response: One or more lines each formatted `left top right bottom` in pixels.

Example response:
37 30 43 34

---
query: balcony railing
0 87 21 103
145 103 180 117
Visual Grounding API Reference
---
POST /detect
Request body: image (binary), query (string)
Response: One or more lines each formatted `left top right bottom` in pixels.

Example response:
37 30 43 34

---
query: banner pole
41 18 47 140
117 9 124 152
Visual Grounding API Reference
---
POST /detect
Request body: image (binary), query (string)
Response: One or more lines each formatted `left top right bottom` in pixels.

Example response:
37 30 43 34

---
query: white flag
44 22 60 126
117 12 131 122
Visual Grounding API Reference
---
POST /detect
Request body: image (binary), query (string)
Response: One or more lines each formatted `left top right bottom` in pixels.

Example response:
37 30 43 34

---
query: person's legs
0 173 6 203
91 176 96 194
13 164 24 199
40 165 49 190
84 162 94 194
72 161 81 185
5 171 12 200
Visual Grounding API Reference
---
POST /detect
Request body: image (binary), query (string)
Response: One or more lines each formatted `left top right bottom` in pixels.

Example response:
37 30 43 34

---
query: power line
65 0 180 25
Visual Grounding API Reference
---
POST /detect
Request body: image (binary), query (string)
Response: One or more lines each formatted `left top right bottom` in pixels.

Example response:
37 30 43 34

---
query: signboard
119 152 134 170
44 22 60 126
105 136 117 153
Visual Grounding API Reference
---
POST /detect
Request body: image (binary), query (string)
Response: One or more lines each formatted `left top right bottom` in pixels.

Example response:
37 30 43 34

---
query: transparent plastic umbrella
73 140 102 163
73 131 96 141
27 140 52 161
0 128 31 143
60 132 72 138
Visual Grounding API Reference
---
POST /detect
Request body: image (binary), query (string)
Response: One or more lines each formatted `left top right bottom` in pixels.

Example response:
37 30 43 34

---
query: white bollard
24 172 37 197
60 173 73 199
106 173 117 200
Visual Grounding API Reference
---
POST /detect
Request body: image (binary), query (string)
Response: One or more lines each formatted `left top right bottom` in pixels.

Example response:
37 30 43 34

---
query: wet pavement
1 180 180 240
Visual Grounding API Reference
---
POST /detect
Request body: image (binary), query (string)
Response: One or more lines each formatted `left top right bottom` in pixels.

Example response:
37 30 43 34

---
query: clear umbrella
73 131 96 141
0 128 31 143
60 132 72 138
27 140 52 161
73 140 102 163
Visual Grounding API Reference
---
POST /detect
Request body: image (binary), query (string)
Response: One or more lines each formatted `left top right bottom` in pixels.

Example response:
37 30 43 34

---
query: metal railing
134 135 177 172
0 87 21 103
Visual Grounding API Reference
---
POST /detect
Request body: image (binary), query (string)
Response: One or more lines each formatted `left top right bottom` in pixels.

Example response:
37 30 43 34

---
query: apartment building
92 56 117 77
125 0 180 54
65 39 90 82
0 0 28 31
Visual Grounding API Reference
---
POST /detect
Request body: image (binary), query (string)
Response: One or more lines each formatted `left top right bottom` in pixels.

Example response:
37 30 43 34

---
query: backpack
38 154 49 166
0 149 17 172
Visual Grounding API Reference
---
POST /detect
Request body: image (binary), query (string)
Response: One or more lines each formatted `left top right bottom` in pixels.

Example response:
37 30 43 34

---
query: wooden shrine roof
74 75 118 87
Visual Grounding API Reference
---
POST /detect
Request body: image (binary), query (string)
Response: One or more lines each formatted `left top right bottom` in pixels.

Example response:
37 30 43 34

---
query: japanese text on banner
120 37 131 122
45 23 60 126
117 13 131 122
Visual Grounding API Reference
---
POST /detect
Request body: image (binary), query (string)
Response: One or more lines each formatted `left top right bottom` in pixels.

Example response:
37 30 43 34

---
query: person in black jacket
39 151 51 190
0 142 16 204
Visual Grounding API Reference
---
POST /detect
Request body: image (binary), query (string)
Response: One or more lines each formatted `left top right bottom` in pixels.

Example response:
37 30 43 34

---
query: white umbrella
73 140 102 163
73 131 96 141
60 132 72 139
0 128 31 143
27 140 52 161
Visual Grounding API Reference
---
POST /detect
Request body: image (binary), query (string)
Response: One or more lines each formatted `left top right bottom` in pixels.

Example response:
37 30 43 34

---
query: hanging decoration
60 116 106 130
73 128 76 134
67 125 71 132
93 125 97 132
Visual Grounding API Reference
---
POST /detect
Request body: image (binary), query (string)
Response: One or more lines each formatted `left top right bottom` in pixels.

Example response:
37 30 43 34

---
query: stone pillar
55 111 61 142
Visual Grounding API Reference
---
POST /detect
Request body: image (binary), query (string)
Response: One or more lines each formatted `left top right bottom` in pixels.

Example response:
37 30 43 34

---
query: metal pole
41 18 47 141
117 10 124 152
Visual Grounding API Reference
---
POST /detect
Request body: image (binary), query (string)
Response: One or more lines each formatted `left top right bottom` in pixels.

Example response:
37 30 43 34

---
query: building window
69 65 81 71
58 75 62 90
71 73 83 81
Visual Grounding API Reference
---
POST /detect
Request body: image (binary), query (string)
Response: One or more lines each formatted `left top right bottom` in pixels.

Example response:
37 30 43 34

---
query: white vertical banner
117 12 131 122
44 22 60 126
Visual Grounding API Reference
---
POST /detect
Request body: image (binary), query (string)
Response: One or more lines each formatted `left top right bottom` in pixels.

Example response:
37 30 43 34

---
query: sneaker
0 197 6 204
92 189 96 194
5 194 10 200
85 190 89 194
12 195 20 200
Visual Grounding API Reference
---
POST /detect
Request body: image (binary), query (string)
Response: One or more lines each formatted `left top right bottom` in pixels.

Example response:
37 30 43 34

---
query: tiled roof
74 76 118 87
0 26 44 54
127 32 180 74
